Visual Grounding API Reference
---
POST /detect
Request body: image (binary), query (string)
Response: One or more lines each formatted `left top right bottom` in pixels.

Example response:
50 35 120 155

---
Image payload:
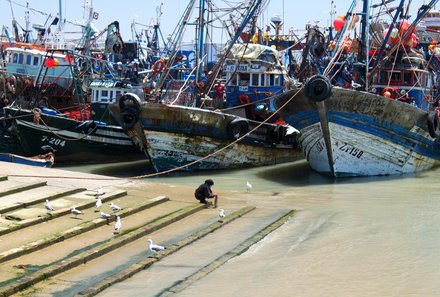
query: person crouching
195 179 218 208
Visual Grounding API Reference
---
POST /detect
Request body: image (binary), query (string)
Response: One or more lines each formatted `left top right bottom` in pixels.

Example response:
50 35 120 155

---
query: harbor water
58 159 440 296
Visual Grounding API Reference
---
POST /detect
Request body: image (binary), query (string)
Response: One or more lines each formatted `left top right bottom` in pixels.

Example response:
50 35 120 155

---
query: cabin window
239 73 250 86
403 72 412 85
109 91 114 102
379 72 387 84
33 56 39 66
389 71 401 83
413 72 422 86
94 90 99 102
12 53 18 64
258 74 264 86
274 74 280 86
26 55 32 65
269 74 274 86
101 90 109 98
115 91 121 99
230 73 238 86
18 53 24 64
251 73 259 86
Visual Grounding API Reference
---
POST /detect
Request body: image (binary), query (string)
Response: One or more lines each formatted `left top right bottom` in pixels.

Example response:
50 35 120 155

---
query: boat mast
196 0 206 86
360 0 370 89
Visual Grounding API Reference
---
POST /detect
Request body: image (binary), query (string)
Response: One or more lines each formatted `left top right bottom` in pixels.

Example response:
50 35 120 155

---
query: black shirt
195 183 213 199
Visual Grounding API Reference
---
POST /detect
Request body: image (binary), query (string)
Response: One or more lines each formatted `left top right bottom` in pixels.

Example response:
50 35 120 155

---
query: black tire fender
227 118 249 139
266 125 285 144
121 107 139 129
83 120 97 134
119 93 141 113
304 74 332 102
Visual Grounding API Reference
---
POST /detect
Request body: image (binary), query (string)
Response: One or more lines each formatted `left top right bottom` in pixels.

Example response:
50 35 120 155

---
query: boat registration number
338 143 363 159
41 136 66 147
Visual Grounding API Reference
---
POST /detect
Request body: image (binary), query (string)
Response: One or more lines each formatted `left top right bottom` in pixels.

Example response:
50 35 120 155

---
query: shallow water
60 160 440 296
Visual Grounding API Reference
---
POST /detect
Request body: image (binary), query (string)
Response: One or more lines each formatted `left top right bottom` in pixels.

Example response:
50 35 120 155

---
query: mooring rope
4 86 303 180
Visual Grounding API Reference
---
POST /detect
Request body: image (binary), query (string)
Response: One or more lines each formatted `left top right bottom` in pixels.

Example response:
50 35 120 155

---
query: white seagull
71 207 82 218
114 216 122 233
218 208 226 223
109 202 122 212
95 186 105 196
100 211 112 219
246 181 252 192
95 196 102 209
147 239 166 253
45 199 54 211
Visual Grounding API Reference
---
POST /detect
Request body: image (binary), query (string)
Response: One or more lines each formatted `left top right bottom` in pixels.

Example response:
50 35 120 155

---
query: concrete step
93 208 293 297
0 189 126 236
0 195 169 263
0 187 85 215
0 184 79 211
0 181 47 198
17 207 291 297
0 202 206 296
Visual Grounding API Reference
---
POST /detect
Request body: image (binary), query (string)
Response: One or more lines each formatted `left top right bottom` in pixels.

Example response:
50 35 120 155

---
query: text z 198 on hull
275 86 440 177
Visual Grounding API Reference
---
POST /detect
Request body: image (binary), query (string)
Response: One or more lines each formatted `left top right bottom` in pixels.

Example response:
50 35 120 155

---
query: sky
0 0 433 44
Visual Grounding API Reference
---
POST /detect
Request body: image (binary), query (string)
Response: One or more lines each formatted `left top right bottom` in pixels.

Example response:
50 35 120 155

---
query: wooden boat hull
144 130 296 172
275 87 440 177
111 101 302 173
4 107 143 164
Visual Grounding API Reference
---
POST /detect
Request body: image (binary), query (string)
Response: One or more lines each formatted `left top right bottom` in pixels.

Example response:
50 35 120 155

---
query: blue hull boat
0 153 54 168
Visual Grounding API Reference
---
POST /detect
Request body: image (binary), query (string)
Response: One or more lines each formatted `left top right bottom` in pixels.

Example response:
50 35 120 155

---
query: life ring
227 118 249 139
238 94 251 105
304 75 332 102
152 59 165 74
427 111 440 139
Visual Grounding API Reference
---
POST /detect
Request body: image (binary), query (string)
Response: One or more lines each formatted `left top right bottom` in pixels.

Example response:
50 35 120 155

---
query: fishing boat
223 43 296 120
3 78 144 164
0 152 54 168
274 0 440 177
108 0 302 173
111 95 300 172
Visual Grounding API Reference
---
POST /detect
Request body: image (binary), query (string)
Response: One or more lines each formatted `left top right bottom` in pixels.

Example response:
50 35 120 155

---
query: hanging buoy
333 17 345 31
383 91 391 98
44 58 55 68
53 58 59 68
65 54 74 62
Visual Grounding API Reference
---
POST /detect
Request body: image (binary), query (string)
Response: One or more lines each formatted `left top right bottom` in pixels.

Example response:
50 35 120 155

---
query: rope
5 86 304 181
129 86 303 179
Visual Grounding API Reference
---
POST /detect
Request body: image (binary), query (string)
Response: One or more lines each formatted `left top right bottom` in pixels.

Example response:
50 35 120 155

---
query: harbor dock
0 163 295 296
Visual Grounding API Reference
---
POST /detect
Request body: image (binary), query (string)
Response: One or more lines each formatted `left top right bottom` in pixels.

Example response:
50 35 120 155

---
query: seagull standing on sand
246 181 252 192
71 207 82 218
147 239 166 253
109 202 122 212
218 208 226 223
45 199 54 211
114 216 121 233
